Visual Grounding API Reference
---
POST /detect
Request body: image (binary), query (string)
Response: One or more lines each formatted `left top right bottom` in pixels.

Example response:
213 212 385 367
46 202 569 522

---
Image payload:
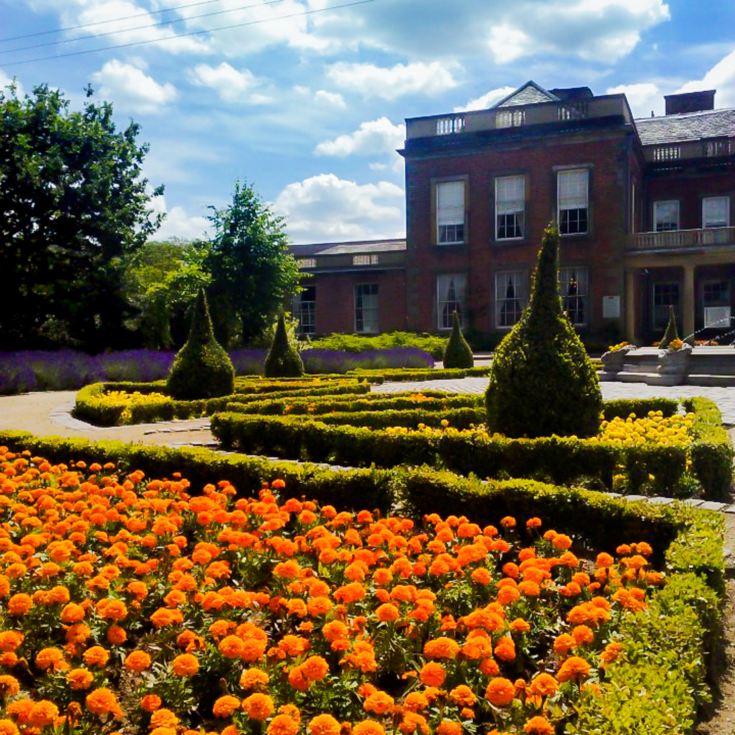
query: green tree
264 313 304 377
442 311 474 369
205 181 301 347
486 224 602 438
0 82 163 350
122 240 211 349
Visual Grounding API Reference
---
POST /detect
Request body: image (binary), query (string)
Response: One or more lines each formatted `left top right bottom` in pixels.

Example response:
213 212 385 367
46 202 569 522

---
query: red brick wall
308 270 407 335
405 129 635 337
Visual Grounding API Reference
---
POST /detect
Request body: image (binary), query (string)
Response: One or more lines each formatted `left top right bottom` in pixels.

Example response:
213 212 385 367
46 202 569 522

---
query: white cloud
149 194 209 241
315 117 405 157
314 90 346 108
486 0 670 64
677 49 735 108
188 62 270 104
28 0 207 54
607 82 663 117
91 59 177 115
273 174 405 243
326 61 459 101
454 86 516 112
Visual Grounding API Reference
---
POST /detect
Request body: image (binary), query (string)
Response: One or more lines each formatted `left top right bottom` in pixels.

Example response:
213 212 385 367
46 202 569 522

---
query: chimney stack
664 90 715 115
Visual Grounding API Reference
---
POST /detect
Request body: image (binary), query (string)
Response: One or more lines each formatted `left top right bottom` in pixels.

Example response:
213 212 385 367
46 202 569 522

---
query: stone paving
375 377 735 424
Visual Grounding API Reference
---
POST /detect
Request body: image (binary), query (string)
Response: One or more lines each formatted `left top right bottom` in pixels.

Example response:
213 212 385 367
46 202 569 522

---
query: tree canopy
205 181 302 347
0 83 163 350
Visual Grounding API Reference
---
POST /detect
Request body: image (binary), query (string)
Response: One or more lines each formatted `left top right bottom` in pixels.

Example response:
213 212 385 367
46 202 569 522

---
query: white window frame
295 286 316 335
436 274 467 330
557 168 589 235
703 197 730 228
560 267 588 326
653 200 679 232
436 180 465 245
354 283 379 334
495 175 525 241
495 270 527 329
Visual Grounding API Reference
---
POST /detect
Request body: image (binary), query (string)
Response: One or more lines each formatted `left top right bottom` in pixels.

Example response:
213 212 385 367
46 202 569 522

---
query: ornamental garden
0 226 729 735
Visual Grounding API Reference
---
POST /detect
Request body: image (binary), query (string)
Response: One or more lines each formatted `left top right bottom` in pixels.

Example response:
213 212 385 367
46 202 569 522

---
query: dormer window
496 110 525 128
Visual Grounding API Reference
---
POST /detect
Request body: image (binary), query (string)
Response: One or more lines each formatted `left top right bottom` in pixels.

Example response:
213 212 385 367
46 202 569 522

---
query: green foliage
210 397 728 499
166 290 235 400
602 398 679 420
486 224 602 437
264 314 304 378
442 312 474 368
348 366 489 382
122 240 211 349
309 332 448 359
205 181 301 347
659 305 680 348
0 83 163 350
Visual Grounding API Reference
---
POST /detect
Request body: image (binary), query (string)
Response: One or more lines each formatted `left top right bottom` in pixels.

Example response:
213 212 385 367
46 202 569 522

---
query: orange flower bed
0 446 664 735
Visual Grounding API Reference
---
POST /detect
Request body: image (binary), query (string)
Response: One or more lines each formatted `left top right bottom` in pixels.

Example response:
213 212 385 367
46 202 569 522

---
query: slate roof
290 238 406 257
635 108 735 145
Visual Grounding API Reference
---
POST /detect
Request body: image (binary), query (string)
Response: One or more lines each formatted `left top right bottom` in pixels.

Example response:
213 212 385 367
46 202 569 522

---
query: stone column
625 269 636 342
682 264 695 339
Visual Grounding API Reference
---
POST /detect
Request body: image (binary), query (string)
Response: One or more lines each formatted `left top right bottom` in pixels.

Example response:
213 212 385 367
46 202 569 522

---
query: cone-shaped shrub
264 313 304 377
166 289 235 399
442 311 474 369
485 224 602 438
659 305 679 349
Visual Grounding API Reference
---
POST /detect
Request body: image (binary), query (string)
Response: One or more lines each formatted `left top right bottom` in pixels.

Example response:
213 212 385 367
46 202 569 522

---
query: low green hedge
0 431 724 734
74 380 372 426
601 397 679 420
211 398 731 500
225 392 481 415
349 366 489 381
279 406 484 429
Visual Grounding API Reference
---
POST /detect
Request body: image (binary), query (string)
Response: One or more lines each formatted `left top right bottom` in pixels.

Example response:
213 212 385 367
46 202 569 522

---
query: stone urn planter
601 344 635 374
658 342 692 377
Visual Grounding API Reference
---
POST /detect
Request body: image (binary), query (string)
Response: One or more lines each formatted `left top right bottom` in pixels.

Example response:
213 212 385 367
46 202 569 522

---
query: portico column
625 269 636 342
682 264 695 340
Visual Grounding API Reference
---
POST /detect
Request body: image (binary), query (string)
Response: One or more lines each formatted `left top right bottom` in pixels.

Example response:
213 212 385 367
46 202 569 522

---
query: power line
0 0 287 56
4 0 377 67
0 0 224 43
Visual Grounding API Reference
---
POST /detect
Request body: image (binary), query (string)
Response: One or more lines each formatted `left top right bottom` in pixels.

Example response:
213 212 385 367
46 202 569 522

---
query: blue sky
1 0 734 243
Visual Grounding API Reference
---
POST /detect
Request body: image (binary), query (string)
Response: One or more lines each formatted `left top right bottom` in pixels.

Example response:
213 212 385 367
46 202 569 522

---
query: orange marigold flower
363 691 394 715
308 714 341 735
218 635 246 659
500 516 516 528
449 685 476 707
242 693 275 721
83 646 110 668
124 650 152 672
106 625 127 645
419 662 445 687
600 641 623 665
436 722 462 735
571 625 594 646
67 668 94 690
353 721 385 735
0 719 19 735
553 634 576 656
557 656 591 683
7 594 32 616
60 603 86 623
485 677 516 707
240 667 270 690
302 655 329 681
150 709 179 728
524 716 554 735
423 637 459 660
86 688 123 718
526 517 542 529
471 567 492 585
0 631 23 652
28 701 59 728
268 714 300 735
140 694 162 712
528 673 558 698
0 676 20 697
375 603 400 623
213 695 241 718
171 654 199 677
494 637 516 662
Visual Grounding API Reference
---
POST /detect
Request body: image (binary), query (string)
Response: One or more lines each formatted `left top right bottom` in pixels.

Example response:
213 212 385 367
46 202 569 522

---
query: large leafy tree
205 180 301 346
0 83 163 350
122 239 211 350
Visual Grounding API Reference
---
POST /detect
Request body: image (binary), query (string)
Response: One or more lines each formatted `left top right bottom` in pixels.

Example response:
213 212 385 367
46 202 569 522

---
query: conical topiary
166 289 235 399
485 223 602 438
442 311 474 369
264 313 304 378
659 305 679 349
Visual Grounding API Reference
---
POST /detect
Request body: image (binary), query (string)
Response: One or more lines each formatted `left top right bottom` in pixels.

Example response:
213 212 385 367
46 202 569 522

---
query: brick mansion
290 81 735 346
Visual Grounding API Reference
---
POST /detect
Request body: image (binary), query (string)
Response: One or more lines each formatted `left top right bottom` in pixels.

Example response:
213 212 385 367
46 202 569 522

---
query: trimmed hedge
211 398 731 499
0 432 724 734
225 393 482 416
601 397 679 420
348 366 489 382
74 380 371 426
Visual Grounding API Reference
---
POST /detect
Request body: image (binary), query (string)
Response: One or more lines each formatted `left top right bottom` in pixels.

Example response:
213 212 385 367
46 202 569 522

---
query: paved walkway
376 378 735 424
